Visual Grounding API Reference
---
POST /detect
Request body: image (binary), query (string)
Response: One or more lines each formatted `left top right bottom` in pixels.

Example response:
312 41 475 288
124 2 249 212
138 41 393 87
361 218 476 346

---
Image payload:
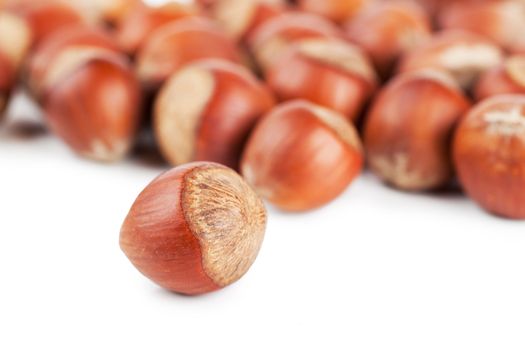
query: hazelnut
0 54 14 118
364 69 471 191
42 54 142 162
297 0 371 23
266 38 378 123
120 162 267 295
0 11 32 116
0 11 32 68
453 94 525 219
413 0 483 16
398 30 504 90
475 55 525 101
248 12 342 71
8 1 86 48
195 0 217 8
154 59 275 170
136 17 242 92
115 2 200 55
438 0 525 52
26 25 121 101
211 0 286 42
241 100 364 212
72 0 143 27
344 0 431 79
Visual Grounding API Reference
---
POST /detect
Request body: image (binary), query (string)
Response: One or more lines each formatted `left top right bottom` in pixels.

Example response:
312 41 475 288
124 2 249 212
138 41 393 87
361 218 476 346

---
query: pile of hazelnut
1 0 524 295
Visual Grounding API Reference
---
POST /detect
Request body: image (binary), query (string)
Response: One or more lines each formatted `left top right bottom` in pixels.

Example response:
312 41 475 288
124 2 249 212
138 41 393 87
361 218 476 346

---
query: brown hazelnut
72 0 143 27
42 54 142 162
364 69 471 191
120 162 267 295
115 2 201 55
26 25 121 101
266 38 378 123
398 30 504 90
297 0 372 23
0 11 31 68
413 0 484 16
136 17 242 92
0 54 14 118
241 100 364 212
211 0 286 42
438 0 525 52
344 0 431 79
8 1 86 48
0 11 31 116
248 12 342 71
154 59 275 170
453 94 525 219
475 55 525 101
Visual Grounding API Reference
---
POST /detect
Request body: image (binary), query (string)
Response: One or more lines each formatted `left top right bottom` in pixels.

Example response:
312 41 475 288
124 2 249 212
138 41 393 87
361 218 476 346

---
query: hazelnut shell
120 162 267 295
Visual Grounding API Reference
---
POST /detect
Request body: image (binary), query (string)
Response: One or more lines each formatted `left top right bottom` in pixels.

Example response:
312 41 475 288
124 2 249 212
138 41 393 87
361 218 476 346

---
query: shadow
130 129 169 170
152 284 230 302
430 180 465 199
2 119 48 140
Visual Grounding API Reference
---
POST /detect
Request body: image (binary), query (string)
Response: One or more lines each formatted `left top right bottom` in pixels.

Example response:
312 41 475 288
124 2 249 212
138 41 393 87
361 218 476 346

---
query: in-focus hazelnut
43 54 142 162
248 12 342 71
115 2 200 55
475 55 525 101
266 38 377 123
241 100 364 212
399 30 504 90
297 0 371 23
211 0 285 42
453 94 525 219
120 162 267 295
154 59 275 170
136 17 242 92
438 0 525 52
344 0 431 79
364 69 471 191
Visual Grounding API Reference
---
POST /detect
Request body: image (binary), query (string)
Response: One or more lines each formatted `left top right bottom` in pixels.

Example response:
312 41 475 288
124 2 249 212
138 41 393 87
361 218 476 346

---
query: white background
1 0 525 348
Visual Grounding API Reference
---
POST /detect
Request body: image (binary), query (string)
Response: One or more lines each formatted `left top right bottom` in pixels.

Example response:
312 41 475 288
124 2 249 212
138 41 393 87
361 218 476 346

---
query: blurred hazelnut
0 54 14 118
72 0 143 27
0 11 31 67
8 1 86 48
115 2 201 55
0 11 31 116
136 17 242 92
438 0 525 52
26 25 120 101
211 0 286 42
453 94 525 219
364 69 471 191
475 55 525 101
120 162 267 295
266 38 377 122
241 100 364 212
248 12 342 71
344 0 431 79
154 59 275 170
42 54 142 162
399 30 504 90
297 0 372 23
